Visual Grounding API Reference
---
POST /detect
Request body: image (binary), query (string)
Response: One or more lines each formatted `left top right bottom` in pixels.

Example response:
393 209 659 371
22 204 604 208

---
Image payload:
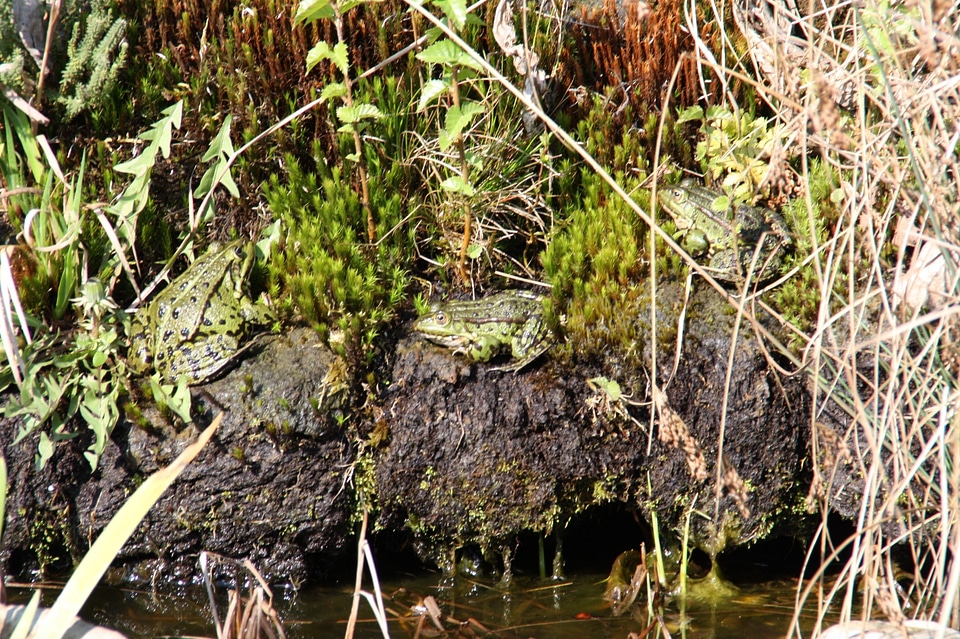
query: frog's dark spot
157 307 166 319
180 328 190 337
190 295 198 303
203 318 213 327
172 308 180 319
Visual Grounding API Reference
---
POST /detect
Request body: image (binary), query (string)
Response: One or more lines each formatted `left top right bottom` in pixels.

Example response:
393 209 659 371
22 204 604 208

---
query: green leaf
37 432 53 468
295 0 335 24
416 39 482 71
438 127 456 151
440 175 475 196
418 79 449 111
201 114 235 162
331 42 350 76
306 41 349 75
711 194 730 211
704 104 731 122
114 101 183 175
589 376 622 401
149 375 193 424
320 81 348 102
677 105 704 124
435 0 467 29
337 103 383 124
466 243 483 259
444 101 484 138
137 101 183 159
337 0 368 12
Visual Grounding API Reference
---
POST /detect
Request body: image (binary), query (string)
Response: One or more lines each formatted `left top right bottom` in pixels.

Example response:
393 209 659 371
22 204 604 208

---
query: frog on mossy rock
657 180 792 285
128 241 274 384
413 289 555 372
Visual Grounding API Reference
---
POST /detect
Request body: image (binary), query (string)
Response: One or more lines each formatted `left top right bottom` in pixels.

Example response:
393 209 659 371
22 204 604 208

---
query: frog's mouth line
423 334 471 348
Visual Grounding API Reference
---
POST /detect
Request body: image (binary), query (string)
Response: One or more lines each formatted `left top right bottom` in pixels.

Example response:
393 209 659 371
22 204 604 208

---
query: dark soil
1 286 823 587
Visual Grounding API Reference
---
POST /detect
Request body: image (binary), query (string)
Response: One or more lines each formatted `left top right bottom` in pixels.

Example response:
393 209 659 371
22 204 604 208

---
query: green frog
657 179 792 284
413 289 554 372
128 241 273 384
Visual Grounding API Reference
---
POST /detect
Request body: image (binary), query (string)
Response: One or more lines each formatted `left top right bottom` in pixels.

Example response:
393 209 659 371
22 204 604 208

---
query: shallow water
41 570 812 639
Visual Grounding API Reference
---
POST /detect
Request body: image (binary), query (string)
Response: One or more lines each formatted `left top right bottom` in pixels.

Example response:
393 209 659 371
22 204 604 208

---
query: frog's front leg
681 229 711 258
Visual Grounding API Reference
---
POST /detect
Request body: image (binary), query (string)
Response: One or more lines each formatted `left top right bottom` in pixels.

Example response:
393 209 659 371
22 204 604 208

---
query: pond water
36 569 814 639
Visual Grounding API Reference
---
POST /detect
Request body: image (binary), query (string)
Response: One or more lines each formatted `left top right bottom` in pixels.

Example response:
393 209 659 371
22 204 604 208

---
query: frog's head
215 240 256 297
657 184 694 231
413 304 469 347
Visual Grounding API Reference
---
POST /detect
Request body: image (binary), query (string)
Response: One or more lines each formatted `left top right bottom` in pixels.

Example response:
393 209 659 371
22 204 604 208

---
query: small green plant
296 0 384 244
0 0 127 121
677 105 784 202
57 0 129 121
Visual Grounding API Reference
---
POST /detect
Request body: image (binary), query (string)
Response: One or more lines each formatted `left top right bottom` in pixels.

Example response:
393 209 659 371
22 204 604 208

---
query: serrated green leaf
306 41 333 72
337 103 383 124
677 106 703 124
331 41 349 75
440 175 475 196
306 40 349 75
438 128 455 151
321 81 348 102
295 0 335 24
416 39 482 71
704 104 731 121
443 101 484 141
418 79 449 111
466 243 483 259
435 0 467 29
138 101 183 159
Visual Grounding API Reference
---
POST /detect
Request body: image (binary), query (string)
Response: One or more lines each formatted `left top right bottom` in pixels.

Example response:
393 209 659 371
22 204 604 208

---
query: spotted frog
657 180 792 284
413 289 554 372
128 241 273 384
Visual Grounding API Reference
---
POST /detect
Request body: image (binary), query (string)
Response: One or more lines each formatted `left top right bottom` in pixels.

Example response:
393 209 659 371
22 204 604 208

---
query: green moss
543 169 651 363
264 143 412 363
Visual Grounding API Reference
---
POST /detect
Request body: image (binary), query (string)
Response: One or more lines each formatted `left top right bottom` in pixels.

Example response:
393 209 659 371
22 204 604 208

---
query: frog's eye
434 311 448 325
233 245 245 258
672 188 684 199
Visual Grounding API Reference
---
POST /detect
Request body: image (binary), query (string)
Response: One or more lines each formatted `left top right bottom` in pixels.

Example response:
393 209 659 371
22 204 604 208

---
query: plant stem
334 13 376 244
450 68 472 281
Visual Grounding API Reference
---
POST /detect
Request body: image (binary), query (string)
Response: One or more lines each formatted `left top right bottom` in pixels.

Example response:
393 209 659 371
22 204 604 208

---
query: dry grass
671 0 960 632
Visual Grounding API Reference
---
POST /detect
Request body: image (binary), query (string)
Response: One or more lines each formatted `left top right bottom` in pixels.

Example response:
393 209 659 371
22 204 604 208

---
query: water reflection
35 571 810 639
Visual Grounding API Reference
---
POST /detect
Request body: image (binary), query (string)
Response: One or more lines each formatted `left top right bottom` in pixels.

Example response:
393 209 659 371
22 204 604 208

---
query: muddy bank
0 286 820 586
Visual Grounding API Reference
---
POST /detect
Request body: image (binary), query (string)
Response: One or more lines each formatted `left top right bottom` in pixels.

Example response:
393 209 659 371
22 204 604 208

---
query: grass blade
28 413 222 639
